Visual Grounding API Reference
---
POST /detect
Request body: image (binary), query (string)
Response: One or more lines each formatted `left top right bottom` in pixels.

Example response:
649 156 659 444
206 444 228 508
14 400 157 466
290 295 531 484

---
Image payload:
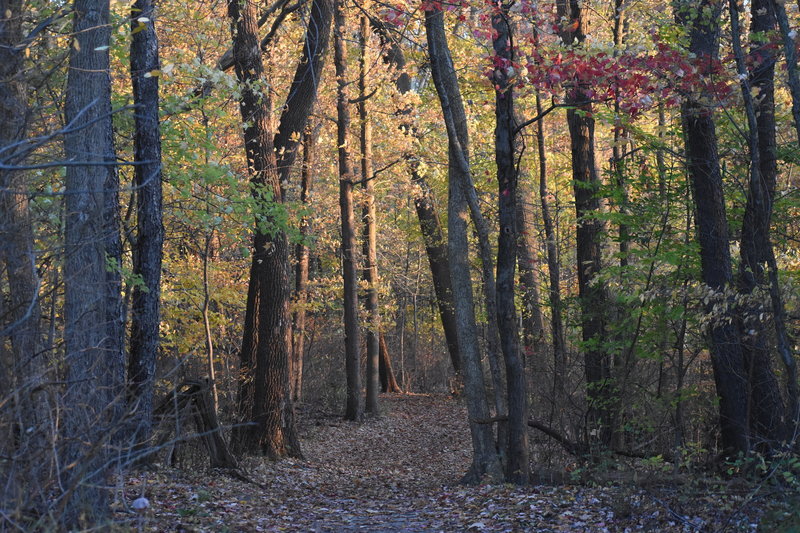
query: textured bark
492 3 529 484
425 7 502 483
556 0 612 446
773 0 800 145
291 126 317 402
379 332 402 393
360 16 380 415
128 0 164 452
229 0 330 457
334 0 362 422
736 0 797 447
61 0 126 524
0 0 48 513
677 0 749 456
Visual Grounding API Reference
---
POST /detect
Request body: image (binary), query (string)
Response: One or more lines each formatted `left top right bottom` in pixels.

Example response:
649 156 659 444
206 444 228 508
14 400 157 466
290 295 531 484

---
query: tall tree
127 0 165 452
676 0 749 456
425 5 502 483
556 0 612 446
230 0 332 457
61 0 126 524
360 15 380 415
492 0 529 483
0 0 49 512
334 0 362 421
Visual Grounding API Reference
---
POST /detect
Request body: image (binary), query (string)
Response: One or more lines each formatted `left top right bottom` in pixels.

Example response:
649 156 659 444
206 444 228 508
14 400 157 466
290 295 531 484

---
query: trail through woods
122 394 767 531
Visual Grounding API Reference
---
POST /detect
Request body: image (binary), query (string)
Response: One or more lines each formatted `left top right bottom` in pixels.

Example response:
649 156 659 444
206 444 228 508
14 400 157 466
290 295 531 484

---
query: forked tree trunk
334 0 363 422
229 0 331 457
61 0 126 524
492 2 529 484
360 16 380 415
128 0 164 451
425 6 502 483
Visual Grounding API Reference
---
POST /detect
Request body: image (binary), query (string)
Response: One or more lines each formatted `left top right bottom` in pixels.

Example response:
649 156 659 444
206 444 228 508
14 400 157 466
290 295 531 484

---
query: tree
677 0 749 456
334 0 362 421
556 0 613 447
229 0 332 457
425 5 503 483
0 0 49 513
61 0 126 523
128 0 165 452
360 15 380 415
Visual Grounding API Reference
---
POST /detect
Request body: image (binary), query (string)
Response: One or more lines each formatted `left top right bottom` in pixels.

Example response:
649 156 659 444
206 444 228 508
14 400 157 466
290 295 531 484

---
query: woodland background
1 0 800 528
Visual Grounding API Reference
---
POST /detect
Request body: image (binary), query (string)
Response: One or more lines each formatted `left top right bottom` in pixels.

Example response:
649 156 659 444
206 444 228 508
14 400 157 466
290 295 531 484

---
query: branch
350 158 402 186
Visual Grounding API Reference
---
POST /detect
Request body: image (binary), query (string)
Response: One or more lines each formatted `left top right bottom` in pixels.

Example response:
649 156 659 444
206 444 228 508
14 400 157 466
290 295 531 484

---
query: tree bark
0 0 49 513
360 16 380 415
425 6 502 483
230 0 331 457
128 0 164 452
492 2 529 484
61 0 125 524
556 0 612 446
677 0 749 456
379 332 402 393
334 0 362 422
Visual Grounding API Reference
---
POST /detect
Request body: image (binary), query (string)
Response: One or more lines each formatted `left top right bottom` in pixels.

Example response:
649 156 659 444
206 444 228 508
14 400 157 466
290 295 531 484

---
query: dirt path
125 394 762 532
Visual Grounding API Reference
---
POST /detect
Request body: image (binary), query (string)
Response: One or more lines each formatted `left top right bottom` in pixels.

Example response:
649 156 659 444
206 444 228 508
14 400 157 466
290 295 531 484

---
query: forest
1 0 800 529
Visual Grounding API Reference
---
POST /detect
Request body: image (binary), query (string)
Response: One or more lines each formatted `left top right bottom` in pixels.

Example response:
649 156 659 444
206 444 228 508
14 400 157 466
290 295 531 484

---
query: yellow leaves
144 69 161 78
72 39 80 51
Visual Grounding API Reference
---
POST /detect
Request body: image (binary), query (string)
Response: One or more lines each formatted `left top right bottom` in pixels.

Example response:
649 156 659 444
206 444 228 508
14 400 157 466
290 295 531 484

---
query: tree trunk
492 3 529 484
334 0 362 422
229 0 330 457
515 180 544 364
128 0 164 452
292 125 318 403
379 332 402 393
556 0 612 447
425 6 502 483
0 0 49 514
677 0 749 456
360 16 380 415
61 0 125 524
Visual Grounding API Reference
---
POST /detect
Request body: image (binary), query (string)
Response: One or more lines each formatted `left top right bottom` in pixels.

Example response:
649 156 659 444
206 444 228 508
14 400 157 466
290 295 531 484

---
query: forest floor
119 393 785 532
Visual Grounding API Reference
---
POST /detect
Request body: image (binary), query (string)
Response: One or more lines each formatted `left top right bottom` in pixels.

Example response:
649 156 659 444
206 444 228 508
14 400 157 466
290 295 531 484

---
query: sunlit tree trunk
360 16 380 415
229 0 331 457
334 0 362 422
425 6 502 483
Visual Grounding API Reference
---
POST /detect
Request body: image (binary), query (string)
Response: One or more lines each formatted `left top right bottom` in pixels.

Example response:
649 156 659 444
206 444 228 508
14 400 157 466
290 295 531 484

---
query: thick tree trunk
291 126 317 403
61 0 126 524
229 0 330 457
334 0 362 422
677 0 749 456
128 0 164 452
360 16 380 415
0 0 49 513
492 3 529 484
556 0 612 447
425 6 502 483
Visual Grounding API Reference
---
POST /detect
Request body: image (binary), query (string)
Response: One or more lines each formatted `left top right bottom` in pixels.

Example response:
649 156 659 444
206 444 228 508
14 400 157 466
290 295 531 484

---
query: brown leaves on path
121 393 764 532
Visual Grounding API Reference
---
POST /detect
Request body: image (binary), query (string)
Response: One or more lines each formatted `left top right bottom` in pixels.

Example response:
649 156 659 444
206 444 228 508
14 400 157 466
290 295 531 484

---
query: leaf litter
119 393 769 531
